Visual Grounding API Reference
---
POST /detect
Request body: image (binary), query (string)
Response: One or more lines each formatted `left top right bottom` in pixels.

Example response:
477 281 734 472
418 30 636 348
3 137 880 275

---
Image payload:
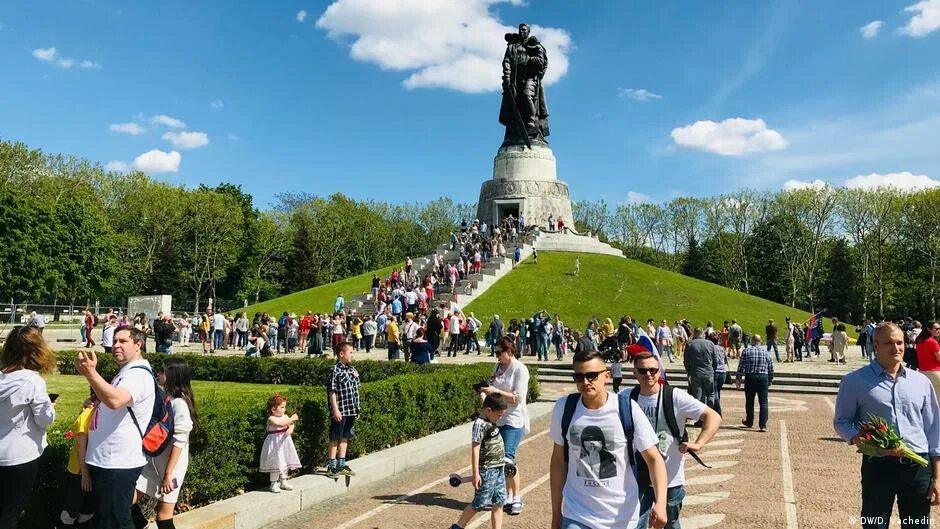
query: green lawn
45 374 295 429
242 264 398 317
464 252 814 336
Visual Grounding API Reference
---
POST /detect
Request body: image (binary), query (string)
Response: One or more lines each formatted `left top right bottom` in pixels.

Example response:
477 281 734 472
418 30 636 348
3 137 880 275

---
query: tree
238 212 290 305
682 234 707 280
774 187 838 312
900 189 940 320
182 190 244 312
572 200 610 240
817 238 860 322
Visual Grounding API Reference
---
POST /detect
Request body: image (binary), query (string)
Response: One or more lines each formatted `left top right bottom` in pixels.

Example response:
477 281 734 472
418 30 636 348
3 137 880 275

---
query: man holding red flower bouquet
834 322 940 529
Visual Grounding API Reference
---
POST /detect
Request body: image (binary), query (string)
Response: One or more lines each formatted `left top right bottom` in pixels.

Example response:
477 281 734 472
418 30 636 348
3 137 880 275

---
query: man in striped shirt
736 334 774 432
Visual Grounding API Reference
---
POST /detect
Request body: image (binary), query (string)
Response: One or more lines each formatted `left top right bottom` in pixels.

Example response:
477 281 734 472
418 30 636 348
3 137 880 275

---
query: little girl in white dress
259 393 301 493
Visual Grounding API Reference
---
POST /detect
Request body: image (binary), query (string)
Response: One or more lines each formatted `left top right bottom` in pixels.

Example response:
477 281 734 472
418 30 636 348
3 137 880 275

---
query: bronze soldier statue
499 23 550 148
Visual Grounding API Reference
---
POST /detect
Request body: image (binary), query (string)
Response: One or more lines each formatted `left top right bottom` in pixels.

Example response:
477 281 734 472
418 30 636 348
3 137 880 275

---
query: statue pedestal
477 144 574 229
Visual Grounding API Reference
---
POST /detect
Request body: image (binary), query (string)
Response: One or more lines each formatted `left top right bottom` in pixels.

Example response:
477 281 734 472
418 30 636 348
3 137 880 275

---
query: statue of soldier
499 23 550 147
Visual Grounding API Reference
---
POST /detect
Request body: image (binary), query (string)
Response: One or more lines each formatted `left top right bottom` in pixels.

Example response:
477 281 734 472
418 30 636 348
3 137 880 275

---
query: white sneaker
279 478 294 491
269 482 281 493
509 499 524 515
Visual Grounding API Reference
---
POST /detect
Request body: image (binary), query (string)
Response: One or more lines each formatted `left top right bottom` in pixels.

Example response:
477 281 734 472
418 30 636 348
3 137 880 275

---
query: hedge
21 361 540 528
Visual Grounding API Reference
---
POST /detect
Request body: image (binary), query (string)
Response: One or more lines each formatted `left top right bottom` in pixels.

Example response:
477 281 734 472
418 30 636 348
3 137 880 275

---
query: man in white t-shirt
628 352 720 529
212 310 226 352
75 327 156 529
550 349 668 529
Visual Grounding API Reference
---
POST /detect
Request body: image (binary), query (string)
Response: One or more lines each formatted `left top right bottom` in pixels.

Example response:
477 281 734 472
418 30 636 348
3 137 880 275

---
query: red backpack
127 365 175 457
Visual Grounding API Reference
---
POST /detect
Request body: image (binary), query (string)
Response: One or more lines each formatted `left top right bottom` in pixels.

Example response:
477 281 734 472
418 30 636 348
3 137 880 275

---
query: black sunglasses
572 370 608 383
634 367 659 376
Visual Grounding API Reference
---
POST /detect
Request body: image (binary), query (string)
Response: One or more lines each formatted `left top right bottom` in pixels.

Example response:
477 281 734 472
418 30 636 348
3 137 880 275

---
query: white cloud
210 99 224 109
226 133 240 141
671 118 788 156
860 20 883 38
626 191 651 204
162 131 209 149
296 9 308 22
845 171 940 191
315 0 571 93
150 114 187 129
618 88 662 102
132 150 181 173
31 47 99 70
32 47 57 61
782 179 829 191
109 122 146 135
901 0 940 37
104 160 129 172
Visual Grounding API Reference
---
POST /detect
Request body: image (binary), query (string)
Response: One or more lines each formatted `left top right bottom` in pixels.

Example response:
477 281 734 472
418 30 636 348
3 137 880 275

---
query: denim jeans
661 345 674 362
213 328 224 350
743 374 770 429
637 484 687 529
713 371 726 416
554 339 564 359
688 376 715 408
767 339 780 362
538 334 550 360
498 425 525 462
561 517 596 529
861 454 932 529
88 465 144 529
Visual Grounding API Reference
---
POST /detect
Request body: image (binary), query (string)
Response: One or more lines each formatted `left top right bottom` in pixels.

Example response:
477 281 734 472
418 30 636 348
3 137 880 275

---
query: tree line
572 186 940 324
0 140 473 311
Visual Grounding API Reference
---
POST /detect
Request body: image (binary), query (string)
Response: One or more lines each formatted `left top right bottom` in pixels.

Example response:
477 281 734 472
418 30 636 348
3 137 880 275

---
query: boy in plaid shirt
326 341 361 477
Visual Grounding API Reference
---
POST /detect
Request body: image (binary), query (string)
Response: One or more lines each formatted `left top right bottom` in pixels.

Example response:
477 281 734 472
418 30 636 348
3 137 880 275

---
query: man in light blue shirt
834 322 940 529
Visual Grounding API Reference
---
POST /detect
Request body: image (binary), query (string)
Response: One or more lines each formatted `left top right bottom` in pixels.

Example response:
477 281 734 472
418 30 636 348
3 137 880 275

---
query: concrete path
260 383 939 529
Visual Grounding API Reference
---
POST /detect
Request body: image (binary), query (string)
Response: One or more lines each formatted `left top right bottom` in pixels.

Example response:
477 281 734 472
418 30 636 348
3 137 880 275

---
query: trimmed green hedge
22 360 540 528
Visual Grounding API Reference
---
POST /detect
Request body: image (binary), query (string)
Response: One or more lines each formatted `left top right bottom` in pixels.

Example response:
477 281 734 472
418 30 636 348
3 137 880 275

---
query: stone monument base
476 144 574 228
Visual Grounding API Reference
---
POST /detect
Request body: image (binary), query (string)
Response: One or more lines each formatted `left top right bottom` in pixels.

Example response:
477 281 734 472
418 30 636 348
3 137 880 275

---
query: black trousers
0 458 39 528
861 455 932 529
743 374 769 429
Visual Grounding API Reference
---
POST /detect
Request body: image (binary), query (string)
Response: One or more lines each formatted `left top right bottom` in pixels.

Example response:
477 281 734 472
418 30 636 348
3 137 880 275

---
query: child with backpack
133 358 198 529
449 395 508 529
259 393 300 493
56 389 98 529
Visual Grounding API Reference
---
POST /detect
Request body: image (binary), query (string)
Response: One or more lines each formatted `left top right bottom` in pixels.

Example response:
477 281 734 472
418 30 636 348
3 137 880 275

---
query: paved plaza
259 383 938 529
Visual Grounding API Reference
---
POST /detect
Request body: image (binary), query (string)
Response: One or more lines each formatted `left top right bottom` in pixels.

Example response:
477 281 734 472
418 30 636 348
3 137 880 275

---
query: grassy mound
242 264 396 316
464 252 813 336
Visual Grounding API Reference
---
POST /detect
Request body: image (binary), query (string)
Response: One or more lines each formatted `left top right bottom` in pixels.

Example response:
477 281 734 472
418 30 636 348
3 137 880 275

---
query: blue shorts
329 416 356 441
470 467 507 511
498 425 524 462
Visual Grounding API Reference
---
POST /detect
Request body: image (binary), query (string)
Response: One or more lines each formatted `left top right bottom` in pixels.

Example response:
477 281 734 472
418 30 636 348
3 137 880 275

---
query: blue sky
2 0 940 208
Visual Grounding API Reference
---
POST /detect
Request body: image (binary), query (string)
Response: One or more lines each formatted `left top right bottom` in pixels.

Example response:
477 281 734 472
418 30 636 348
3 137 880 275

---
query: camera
472 380 490 392
504 32 524 44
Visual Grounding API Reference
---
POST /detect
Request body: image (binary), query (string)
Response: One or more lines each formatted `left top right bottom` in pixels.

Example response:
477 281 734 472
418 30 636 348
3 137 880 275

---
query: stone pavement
261 383 938 529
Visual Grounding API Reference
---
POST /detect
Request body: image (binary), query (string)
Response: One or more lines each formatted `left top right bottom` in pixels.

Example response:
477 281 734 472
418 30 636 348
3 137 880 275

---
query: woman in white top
481 336 530 515
0 326 57 527
134 357 197 529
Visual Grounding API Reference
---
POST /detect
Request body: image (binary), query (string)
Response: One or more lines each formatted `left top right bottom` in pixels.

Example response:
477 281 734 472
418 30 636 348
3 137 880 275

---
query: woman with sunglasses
0 326 57 527
479 336 530 516
915 321 940 394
